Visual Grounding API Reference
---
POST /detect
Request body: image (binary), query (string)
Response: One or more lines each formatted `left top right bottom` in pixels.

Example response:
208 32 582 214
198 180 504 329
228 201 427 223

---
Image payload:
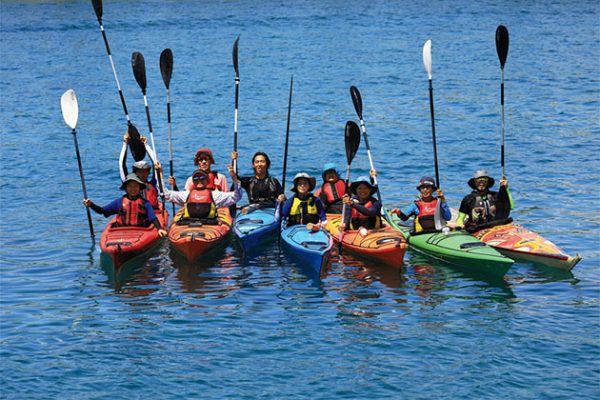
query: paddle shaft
94 16 131 126
428 78 440 188
282 76 293 192
72 129 95 240
500 68 505 178
496 25 509 179
357 118 382 204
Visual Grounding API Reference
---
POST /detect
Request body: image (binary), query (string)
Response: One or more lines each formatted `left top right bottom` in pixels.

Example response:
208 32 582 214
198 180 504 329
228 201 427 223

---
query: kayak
233 206 279 252
168 207 232 263
385 211 513 278
471 222 582 270
325 214 407 267
100 204 169 268
280 224 333 275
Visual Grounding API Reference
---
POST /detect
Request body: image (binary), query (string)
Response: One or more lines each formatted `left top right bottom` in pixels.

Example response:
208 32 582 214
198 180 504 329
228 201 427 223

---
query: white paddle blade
423 39 432 80
61 89 79 129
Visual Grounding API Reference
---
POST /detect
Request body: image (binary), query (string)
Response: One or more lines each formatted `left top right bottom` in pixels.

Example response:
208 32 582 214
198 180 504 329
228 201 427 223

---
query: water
1 0 599 398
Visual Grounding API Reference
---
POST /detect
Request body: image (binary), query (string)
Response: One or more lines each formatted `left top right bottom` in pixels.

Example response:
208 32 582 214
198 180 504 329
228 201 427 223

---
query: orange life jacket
144 182 159 209
350 199 382 229
115 196 149 227
184 188 217 219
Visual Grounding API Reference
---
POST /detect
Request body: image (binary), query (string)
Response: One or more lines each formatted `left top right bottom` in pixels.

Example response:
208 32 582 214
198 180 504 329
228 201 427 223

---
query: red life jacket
206 171 218 190
321 180 346 204
185 188 217 219
414 198 438 232
144 182 159 209
116 196 149 227
350 199 381 229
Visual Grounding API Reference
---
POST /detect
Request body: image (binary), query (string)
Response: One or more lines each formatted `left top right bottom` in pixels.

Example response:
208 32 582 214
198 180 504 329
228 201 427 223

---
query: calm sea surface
1 1 599 399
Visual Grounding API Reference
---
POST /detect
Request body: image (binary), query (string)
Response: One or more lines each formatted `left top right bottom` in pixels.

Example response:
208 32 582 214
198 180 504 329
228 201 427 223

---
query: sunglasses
193 175 207 182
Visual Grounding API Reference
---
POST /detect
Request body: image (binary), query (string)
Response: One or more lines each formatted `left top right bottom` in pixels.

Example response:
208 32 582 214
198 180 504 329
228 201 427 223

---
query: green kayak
385 211 514 278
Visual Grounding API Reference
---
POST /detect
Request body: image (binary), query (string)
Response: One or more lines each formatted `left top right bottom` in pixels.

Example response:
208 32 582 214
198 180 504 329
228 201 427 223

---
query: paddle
90 0 145 161
423 39 440 189
159 48 175 214
131 51 166 201
339 121 361 248
61 89 95 242
282 75 293 193
232 35 240 174
496 25 509 178
349 85 382 204
423 40 446 231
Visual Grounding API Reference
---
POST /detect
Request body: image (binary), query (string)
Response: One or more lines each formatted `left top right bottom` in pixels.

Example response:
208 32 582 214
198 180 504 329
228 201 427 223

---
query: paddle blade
496 25 509 68
233 35 240 77
423 39 432 80
127 124 147 162
131 51 147 92
61 89 79 130
91 0 102 21
350 85 363 119
344 121 361 165
160 48 173 89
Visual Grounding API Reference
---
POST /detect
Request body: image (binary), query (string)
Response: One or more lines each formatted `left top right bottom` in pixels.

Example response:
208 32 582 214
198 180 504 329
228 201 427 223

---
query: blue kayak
233 206 279 252
280 224 333 275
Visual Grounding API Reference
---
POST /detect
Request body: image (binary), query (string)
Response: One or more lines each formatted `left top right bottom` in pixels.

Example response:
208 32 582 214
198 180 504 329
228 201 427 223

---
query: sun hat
292 172 316 192
350 176 376 195
468 170 495 189
132 160 151 170
194 148 215 165
120 173 147 190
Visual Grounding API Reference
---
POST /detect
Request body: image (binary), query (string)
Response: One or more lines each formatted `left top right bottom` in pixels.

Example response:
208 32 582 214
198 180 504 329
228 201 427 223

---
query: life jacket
206 171 218 190
247 176 279 206
350 198 382 229
184 188 217 219
115 196 149 227
319 180 346 213
414 198 438 233
465 192 497 226
288 195 320 225
143 182 159 209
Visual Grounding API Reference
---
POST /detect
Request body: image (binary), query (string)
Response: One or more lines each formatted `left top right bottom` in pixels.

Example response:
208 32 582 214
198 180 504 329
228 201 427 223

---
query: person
455 170 513 232
341 176 382 235
83 173 167 236
160 164 242 224
233 151 285 209
281 172 328 231
119 131 161 209
391 176 451 233
314 163 347 214
169 148 229 192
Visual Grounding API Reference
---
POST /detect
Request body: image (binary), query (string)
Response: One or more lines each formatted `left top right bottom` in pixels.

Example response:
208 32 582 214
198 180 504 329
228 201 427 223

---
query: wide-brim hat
194 147 215 165
292 172 316 192
132 160 151 170
321 162 339 180
468 170 495 189
120 173 147 190
350 176 377 195
416 176 437 191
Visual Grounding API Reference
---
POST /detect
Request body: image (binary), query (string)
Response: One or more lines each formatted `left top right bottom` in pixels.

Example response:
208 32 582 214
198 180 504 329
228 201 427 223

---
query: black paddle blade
127 124 147 162
344 121 361 165
160 48 173 89
350 85 363 119
131 51 147 93
496 25 509 68
91 0 102 21
233 35 240 77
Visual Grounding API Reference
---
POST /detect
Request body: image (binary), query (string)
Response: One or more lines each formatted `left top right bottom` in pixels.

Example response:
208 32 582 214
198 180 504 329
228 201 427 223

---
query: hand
436 189 445 201
231 151 238 161
168 176 176 187
83 199 92 207
123 133 130 143
154 162 162 172
307 222 321 232
390 208 400 216
277 194 286 203
370 169 377 178
158 229 167 237
342 194 353 206
227 164 239 182
500 177 508 187
140 135 147 144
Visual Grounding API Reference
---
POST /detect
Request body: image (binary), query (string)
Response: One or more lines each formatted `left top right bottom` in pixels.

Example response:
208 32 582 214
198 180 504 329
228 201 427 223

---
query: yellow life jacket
288 195 319 225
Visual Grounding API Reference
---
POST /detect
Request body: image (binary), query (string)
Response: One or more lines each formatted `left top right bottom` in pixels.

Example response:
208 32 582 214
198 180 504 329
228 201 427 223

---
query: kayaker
168 147 229 192
314 163 347 214
281 172 328 232
232 151 285 209
341 175 382 236
119 131 161 209
456 170 513 232
390 176 451 234
83 173 167 237
159 165 242 224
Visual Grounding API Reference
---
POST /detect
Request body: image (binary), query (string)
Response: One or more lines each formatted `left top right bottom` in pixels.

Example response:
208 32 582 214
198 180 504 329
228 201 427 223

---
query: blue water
1 0 599 398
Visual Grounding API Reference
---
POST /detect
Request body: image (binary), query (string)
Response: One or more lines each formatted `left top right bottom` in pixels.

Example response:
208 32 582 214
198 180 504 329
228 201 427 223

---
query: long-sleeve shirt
400 198 451 221
164 181 242 208
281 194 328 224
88 195 161 229
342 197 382 225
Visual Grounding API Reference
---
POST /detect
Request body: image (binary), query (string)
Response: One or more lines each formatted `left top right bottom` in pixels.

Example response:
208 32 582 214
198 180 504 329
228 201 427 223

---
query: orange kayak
472 222 581 270
326 214 407 267
100 204 169 268
168 207 232 263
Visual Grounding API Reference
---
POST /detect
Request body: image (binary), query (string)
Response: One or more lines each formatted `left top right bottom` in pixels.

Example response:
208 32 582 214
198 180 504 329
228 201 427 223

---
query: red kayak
168 207 232 263
472 222 581 270
326 214 407 267
100 205 169 268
